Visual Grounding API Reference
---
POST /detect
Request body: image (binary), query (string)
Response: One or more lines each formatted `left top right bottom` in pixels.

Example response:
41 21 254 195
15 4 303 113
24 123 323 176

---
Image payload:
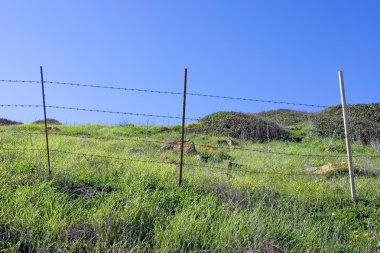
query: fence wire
0 146 324 177
0 79 328 108
0 104 200 121
1 77 379 185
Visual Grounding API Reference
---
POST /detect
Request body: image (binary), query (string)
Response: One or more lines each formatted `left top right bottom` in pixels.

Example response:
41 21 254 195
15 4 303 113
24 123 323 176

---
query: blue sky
1 1 379 125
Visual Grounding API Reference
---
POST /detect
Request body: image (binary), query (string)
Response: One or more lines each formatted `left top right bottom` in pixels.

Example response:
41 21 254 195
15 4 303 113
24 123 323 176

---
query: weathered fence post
40 66 51 175
179 68 188 186
338 70 357 204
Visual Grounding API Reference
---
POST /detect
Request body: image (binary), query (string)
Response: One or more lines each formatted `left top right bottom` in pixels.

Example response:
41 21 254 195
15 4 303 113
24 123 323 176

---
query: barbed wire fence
0 68 379 204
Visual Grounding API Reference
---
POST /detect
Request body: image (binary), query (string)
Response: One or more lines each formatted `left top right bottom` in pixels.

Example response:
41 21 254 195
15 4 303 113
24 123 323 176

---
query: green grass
0 124 379 252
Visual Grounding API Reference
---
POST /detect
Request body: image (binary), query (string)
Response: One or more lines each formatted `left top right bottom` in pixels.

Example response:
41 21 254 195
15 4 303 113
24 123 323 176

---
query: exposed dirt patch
305 162 380 177
161 140 197 155
200 145 218 153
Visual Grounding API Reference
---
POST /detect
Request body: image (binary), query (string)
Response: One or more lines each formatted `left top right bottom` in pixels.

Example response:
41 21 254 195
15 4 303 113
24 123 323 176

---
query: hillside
0 123 379 252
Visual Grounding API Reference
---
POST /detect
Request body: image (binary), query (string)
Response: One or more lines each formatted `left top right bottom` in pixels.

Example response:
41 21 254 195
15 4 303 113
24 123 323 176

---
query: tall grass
0 124 379 252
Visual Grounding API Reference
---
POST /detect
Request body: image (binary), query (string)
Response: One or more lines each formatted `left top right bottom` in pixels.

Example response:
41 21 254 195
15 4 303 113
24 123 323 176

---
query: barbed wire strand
0 79 328 108
0 147 323 177
0 104 200 121
0 80 40 84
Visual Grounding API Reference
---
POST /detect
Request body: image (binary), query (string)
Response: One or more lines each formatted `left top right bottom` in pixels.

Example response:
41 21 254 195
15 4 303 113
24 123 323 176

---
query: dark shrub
0 118 22 126
33 118 62 125
199 111 289 142
312 103 380 144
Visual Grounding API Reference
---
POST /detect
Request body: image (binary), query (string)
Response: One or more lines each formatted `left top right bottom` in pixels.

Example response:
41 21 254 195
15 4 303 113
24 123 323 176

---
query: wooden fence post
338 70 357 204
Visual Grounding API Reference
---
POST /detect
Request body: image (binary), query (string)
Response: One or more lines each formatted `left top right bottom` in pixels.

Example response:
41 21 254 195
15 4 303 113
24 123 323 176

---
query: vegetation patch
312 103 380 144
63 223 98 244
199 111 289 142
0 223 19 249
54 179 113 199
254 109 311 127
47 126 61 132
196 150 232 163
1 122 380 252
33 118 62 125
0 118 22 126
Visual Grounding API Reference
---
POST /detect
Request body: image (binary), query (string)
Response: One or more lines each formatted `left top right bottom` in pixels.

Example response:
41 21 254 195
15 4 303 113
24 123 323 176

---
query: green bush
312 103 380 144
199 111 289 142
254 109 310 127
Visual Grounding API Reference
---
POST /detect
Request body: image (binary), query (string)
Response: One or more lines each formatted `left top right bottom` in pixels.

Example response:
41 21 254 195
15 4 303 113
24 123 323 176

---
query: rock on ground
161 140 197 155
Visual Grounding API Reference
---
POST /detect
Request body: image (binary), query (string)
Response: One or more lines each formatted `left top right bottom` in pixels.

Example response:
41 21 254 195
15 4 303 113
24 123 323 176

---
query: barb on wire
0 104 41 108
0 104 200 121
0 80 40 84
0 79 329 108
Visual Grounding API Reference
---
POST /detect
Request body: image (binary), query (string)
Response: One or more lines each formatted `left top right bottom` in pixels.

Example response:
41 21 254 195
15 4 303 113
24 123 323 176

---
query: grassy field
0 123 379 252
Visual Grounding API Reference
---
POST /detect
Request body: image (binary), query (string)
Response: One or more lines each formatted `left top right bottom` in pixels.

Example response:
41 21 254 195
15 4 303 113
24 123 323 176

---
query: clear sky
1 1 379 125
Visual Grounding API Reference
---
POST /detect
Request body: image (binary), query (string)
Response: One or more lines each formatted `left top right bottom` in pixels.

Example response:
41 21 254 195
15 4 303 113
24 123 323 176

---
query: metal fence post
40 66 51 175
179 68 188 186
338 70 357 204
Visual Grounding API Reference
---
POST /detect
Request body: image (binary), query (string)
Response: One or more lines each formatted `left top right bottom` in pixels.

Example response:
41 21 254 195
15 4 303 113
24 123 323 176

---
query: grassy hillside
0 123 380 252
